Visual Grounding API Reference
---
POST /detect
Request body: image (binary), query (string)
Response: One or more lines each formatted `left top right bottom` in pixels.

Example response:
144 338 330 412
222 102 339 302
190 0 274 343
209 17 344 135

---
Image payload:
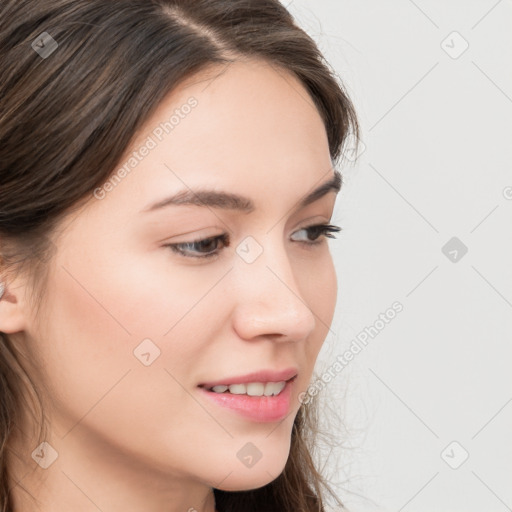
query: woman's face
15 59 339 498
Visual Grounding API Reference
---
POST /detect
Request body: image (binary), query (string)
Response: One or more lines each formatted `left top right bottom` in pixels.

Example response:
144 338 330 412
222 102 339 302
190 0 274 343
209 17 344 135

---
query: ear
0 277 28 334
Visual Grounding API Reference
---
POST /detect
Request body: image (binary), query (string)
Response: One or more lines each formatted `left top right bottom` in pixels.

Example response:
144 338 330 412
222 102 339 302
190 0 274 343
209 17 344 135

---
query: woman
0 0 358 510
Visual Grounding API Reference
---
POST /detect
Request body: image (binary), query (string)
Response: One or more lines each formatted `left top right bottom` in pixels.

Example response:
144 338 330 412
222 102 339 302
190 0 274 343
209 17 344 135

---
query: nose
230 236 317 343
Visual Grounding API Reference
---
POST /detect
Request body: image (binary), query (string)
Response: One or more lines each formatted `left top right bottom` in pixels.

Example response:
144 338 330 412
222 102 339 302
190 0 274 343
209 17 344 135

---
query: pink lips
198 379 296 422
197 367 298 423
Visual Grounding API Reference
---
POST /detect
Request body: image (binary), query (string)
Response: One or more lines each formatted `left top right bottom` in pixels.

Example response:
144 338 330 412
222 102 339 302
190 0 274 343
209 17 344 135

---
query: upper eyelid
166 222 339 254
169 221 334 243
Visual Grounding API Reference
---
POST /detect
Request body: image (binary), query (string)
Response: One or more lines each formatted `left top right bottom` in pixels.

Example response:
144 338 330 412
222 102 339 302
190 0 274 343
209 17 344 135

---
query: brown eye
164 234 230 259
290 224 342 245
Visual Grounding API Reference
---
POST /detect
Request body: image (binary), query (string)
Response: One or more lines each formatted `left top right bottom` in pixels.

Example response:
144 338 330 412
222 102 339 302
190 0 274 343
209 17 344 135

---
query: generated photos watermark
299 301 404 405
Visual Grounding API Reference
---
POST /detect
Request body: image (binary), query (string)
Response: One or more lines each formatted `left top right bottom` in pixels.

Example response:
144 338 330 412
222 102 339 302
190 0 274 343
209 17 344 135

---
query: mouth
197 369 298 422
197 367 297 395
199 378 294 397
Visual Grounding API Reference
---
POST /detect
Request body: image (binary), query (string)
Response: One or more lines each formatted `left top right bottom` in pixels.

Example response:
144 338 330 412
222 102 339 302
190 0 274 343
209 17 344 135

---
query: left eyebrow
140 169 342 214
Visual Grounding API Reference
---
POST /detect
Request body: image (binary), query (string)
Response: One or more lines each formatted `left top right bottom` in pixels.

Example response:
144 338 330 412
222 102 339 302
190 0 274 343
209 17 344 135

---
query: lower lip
198 379 295 423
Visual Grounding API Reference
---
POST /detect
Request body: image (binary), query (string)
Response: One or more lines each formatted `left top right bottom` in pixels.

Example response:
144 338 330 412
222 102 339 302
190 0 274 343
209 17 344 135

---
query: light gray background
282 1 512 511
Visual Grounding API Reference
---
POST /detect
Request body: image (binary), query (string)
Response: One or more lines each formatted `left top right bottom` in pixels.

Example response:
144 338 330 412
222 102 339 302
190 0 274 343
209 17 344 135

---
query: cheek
303 252 338 359
31 250 225 422
28 261 218 466
29 264 138 428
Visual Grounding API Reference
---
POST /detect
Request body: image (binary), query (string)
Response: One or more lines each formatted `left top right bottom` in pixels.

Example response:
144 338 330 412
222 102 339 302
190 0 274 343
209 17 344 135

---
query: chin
213 450 289 492
215 468 284 492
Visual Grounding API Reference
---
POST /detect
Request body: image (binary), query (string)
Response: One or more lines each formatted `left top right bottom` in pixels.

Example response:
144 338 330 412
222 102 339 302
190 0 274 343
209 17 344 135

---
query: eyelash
163 223 342 260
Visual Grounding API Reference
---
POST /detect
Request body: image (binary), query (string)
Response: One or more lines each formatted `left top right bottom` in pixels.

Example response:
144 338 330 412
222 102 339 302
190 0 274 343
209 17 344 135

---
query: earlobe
0 280 27 334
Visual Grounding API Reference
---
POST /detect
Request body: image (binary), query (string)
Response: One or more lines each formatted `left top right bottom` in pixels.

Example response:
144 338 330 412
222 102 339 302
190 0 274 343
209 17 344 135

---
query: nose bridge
231 234 316 341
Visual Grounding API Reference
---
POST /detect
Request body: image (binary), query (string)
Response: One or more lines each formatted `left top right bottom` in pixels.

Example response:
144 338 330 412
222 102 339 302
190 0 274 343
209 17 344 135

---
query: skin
1 58 339 512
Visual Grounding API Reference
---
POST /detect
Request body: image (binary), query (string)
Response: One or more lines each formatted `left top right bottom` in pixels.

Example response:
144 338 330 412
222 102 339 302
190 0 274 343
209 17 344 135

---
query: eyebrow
141 169 342 214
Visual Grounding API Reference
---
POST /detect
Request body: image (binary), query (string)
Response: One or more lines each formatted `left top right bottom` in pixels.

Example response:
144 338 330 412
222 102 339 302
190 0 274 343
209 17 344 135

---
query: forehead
94 59 333 217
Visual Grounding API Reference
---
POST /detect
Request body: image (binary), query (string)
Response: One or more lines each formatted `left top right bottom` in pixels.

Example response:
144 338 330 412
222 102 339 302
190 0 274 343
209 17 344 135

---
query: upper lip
198 367 298 388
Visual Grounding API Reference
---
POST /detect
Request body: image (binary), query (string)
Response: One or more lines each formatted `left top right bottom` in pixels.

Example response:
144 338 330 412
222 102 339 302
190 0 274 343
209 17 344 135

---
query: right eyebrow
140 170 342 214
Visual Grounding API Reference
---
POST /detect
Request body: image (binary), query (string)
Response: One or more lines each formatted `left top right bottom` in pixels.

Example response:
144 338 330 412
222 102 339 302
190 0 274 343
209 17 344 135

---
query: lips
198 374 297 422
197 367 298 389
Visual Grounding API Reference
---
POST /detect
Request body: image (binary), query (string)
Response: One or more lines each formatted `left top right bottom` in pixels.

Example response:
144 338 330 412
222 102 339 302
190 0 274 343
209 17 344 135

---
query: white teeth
246 383 265 396
211 385 229 393
264 381 286 396
209 381 287 396
228 384 246 395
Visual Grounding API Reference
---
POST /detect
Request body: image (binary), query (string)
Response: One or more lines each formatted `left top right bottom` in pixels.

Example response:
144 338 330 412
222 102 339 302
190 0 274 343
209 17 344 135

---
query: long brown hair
0 1 358 510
